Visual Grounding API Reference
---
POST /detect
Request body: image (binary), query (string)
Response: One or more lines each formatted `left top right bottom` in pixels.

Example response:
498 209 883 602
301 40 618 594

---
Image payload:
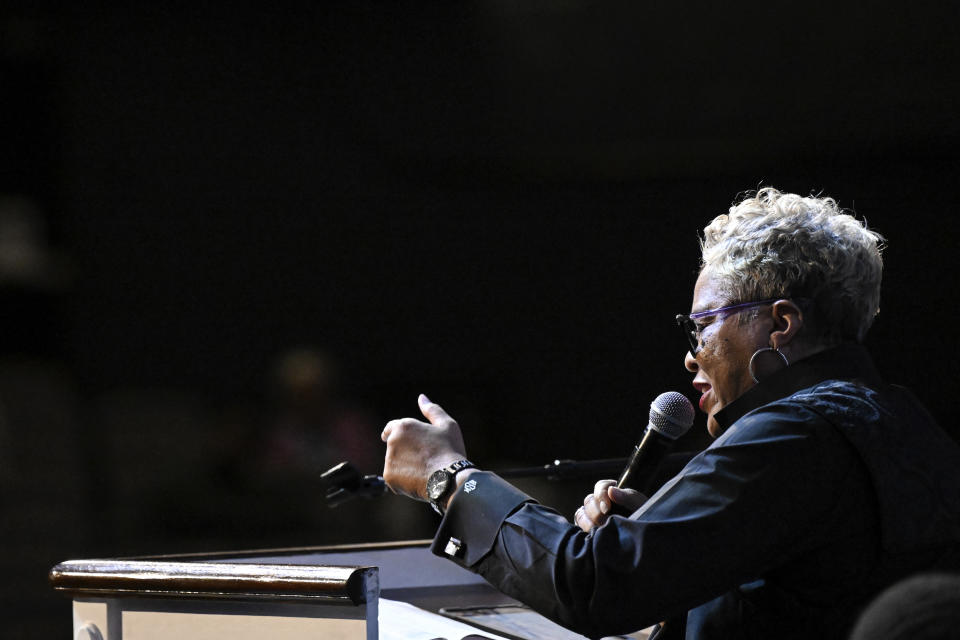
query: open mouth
693 381 711 413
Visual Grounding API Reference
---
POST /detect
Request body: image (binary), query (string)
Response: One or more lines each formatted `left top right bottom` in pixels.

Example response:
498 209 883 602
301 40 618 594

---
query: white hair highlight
700 187 885 344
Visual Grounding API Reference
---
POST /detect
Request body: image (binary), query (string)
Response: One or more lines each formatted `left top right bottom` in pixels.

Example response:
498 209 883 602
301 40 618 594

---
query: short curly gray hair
700 187 885 345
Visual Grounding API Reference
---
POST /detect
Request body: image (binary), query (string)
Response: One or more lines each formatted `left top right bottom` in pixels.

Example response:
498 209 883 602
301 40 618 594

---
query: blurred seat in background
849 572 960 640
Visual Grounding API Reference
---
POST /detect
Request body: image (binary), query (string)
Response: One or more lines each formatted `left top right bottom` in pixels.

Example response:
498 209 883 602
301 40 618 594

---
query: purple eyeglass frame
676 298 780 356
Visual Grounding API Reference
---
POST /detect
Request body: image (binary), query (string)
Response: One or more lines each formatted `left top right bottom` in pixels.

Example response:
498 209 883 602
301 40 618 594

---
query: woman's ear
770 299 804 350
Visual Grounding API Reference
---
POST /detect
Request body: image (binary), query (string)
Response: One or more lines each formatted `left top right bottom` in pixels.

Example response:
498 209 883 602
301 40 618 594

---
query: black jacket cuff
429 471 534 567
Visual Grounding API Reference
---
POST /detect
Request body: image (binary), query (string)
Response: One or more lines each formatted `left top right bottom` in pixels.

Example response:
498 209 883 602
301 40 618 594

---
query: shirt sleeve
430 401 857 639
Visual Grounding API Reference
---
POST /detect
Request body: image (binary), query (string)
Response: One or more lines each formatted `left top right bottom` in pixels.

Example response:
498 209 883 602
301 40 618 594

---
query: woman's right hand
574 479 648 533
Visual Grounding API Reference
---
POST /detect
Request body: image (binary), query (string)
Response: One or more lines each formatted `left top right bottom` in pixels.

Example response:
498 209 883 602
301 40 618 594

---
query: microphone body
610 391 694 516
616 428 680 495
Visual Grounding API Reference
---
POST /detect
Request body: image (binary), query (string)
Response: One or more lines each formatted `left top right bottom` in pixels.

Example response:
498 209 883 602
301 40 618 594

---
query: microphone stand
321 457 629 508
496 457 627 481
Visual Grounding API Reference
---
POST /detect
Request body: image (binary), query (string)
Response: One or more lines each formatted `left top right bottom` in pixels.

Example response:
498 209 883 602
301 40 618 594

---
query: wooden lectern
50 540 517 640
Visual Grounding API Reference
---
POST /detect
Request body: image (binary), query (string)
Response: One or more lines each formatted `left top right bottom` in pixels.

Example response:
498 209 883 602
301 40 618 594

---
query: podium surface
50 540 515 640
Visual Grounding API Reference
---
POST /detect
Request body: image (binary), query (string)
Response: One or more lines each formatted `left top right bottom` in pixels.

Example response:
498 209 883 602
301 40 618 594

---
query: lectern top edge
49 558 378 605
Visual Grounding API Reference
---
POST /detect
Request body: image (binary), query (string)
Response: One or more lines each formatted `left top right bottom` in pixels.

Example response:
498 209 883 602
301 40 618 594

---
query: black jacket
430 344 960 639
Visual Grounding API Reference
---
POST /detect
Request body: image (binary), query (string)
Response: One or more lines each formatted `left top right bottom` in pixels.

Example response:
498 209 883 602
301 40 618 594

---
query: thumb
609 486 648 509
418 393 450 424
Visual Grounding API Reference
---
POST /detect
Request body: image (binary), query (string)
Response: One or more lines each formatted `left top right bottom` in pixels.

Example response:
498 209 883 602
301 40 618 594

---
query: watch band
444 459 475 476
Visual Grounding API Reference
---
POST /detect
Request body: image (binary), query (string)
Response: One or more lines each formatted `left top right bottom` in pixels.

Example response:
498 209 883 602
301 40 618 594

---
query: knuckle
384 419 403 435
392 419 415 435
583 502 597 520
594 479 614 495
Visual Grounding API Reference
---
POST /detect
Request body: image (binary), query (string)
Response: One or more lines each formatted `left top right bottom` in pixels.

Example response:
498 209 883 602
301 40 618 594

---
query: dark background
2 3 959 637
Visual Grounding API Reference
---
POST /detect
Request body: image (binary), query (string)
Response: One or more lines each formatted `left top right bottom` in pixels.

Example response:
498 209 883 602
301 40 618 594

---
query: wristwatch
426 459 475 514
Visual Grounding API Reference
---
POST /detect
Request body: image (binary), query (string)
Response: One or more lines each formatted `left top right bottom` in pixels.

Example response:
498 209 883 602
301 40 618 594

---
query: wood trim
49 559 377 605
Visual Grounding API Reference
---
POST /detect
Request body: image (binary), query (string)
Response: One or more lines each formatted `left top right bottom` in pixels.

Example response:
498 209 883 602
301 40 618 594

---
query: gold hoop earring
749 347 789 384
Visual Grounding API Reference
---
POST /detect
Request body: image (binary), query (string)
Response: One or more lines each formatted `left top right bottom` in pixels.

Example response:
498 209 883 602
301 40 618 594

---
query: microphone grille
649 391 695 440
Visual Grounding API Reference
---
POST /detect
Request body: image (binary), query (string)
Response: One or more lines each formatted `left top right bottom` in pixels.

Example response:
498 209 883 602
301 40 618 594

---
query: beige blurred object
0 195 73 290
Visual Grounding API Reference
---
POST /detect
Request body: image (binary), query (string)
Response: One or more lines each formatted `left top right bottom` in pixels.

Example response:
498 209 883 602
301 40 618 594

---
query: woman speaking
380 188 960 639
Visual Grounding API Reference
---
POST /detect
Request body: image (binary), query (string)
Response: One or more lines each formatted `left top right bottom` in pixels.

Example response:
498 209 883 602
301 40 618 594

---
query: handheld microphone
614 391 695 507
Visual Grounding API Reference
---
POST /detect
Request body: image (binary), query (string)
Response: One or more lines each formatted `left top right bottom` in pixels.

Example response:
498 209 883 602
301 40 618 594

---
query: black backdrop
2 3 960 637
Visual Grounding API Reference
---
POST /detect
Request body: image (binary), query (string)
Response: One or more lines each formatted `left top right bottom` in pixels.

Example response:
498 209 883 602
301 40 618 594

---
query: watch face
426 469 451 501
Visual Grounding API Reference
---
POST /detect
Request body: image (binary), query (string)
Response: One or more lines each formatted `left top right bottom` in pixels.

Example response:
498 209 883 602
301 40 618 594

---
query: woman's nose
684 350 699 373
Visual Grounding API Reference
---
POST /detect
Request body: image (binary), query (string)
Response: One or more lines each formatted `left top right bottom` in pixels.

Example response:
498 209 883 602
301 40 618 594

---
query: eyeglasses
676 299 779 356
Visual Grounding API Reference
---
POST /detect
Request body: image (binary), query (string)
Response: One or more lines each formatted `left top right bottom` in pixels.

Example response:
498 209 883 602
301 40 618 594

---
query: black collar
712 343 885 432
